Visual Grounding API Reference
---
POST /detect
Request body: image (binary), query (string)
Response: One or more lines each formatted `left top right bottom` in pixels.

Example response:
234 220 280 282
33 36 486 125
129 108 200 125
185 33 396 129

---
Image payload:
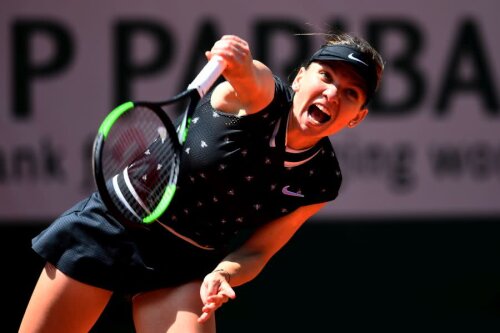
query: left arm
198 202 327 323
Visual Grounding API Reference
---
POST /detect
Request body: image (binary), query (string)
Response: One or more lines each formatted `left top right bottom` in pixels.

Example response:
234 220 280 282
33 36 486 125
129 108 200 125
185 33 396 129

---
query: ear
347 108 369 128
292 67 305 92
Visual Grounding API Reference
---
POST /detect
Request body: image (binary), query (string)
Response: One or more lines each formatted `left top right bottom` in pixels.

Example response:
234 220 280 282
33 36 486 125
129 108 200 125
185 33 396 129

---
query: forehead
311 61 367 90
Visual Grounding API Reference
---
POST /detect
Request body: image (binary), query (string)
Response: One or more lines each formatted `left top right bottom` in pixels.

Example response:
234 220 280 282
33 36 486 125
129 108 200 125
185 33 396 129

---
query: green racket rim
142 183 177 224
98 101 135 138
180 117 192 144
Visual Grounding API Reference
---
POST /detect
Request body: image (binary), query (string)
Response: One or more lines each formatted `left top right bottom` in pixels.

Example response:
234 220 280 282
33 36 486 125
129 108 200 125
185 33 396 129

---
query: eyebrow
319 62 368 96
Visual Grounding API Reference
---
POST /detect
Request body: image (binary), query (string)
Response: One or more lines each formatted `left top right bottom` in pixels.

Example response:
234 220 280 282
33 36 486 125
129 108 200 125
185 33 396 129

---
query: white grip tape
187 56 227 97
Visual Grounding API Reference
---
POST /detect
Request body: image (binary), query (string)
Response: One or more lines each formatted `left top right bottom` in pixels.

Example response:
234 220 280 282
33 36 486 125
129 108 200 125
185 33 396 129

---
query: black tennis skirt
32 192 226 294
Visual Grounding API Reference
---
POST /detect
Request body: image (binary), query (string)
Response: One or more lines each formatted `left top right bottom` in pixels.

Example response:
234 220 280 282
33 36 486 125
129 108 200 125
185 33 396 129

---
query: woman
20 32 384 332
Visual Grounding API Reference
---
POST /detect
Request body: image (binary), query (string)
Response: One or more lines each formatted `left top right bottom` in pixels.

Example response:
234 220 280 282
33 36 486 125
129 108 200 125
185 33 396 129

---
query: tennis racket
92 56 226 224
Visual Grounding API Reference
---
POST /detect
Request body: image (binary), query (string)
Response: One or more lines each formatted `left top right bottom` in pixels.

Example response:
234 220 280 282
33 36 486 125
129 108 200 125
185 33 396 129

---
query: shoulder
249 75 293 117
272 76 294 104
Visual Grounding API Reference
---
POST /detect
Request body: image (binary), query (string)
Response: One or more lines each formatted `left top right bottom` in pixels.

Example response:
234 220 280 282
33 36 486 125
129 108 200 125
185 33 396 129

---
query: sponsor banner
0 0 499 222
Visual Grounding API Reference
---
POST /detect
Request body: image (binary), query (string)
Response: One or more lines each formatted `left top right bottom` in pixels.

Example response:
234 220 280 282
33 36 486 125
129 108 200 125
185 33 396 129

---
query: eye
319 70 333 83
344 88 360 102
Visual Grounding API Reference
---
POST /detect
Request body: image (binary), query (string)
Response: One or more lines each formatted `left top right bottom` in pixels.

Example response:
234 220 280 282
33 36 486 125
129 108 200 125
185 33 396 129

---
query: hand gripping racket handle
187 55 227 97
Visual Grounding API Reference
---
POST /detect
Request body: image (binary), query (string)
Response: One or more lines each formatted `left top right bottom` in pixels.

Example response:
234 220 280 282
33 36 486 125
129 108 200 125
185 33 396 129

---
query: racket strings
101 106 179 222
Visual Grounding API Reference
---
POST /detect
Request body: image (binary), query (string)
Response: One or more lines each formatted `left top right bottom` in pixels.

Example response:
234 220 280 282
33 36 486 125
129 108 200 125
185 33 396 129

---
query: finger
220 35 248 49
198 311 211 324
211 39 248 61
205 296 225 307
206 295 223 303
219 284 236 299
208 292 231 301
202 302 218 312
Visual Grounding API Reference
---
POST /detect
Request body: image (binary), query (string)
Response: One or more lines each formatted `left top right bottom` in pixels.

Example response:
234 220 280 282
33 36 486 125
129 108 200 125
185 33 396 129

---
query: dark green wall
6 218 500 332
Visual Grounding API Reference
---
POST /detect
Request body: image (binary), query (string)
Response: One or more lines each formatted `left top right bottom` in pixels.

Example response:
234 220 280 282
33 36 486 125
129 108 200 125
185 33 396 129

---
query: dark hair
320 31 384 92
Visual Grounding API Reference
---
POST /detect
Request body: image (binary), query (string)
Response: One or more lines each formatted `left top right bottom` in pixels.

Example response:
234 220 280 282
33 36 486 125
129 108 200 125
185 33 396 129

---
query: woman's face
288 61 369 148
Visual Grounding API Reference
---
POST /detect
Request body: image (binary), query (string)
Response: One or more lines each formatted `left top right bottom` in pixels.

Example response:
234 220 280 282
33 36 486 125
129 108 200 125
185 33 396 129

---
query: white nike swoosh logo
282 185 304 198
348 53 368 66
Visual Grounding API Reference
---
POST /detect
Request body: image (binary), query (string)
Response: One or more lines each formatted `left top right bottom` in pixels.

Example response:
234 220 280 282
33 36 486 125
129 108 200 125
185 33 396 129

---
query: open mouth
307 104 331 125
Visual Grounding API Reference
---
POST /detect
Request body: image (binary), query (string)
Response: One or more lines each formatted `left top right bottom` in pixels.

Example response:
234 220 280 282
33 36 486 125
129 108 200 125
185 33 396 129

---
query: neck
285 110 319 150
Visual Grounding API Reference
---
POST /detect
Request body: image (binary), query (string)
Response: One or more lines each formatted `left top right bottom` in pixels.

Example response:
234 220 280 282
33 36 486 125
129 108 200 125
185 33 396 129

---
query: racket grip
188 56 227 97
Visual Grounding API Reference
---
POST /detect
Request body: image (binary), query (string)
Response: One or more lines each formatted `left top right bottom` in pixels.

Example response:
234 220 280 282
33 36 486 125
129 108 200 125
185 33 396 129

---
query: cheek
337 105 360 122
295 84 321 104
321 122 344 137
293 89 308 108
336 111 352 123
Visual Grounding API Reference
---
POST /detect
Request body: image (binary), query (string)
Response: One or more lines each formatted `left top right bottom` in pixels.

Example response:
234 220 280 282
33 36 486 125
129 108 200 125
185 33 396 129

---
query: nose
323 84 339 103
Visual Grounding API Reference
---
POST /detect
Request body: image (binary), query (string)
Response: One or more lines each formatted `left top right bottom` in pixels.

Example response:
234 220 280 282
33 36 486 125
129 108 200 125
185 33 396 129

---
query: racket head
92 99 186 224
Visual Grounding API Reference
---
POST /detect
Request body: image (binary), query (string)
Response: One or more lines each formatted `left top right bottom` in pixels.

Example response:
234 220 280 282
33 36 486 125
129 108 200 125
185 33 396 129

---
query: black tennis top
144 76 342 250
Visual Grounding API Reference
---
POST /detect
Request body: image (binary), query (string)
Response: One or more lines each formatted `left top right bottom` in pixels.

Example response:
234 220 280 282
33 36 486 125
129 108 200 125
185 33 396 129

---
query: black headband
308 44 378 105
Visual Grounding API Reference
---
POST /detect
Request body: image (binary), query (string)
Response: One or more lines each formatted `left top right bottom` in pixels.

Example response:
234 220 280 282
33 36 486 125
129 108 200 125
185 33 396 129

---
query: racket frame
92 56 227 224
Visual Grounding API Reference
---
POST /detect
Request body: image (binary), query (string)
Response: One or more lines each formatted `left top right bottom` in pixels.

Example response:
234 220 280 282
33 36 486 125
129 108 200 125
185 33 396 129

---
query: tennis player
20 31 384 333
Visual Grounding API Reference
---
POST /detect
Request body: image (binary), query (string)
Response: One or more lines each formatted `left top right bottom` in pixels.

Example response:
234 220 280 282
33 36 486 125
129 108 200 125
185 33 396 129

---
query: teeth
308 113 321 125
307 104 331 125
315 104 330 117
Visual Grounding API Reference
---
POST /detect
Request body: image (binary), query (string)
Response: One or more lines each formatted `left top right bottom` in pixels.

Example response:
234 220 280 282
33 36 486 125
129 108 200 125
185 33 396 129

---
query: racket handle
188 55 227 97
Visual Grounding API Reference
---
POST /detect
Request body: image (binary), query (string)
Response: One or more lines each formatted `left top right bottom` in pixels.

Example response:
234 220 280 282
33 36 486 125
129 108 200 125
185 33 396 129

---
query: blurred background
1 0 499 331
